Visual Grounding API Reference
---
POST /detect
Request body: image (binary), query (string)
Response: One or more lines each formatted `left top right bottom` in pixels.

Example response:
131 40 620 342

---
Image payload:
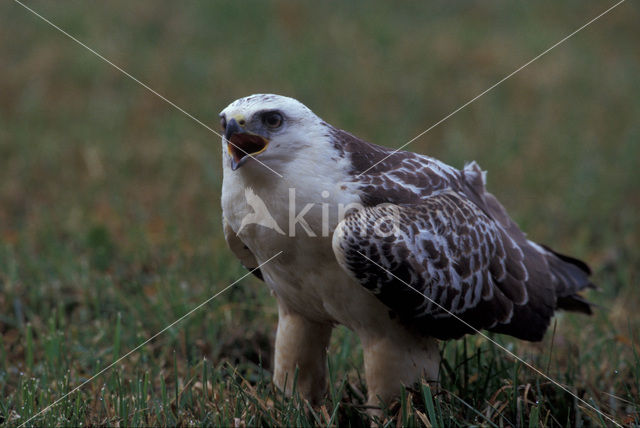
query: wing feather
332 191 531 340
329 128 593 340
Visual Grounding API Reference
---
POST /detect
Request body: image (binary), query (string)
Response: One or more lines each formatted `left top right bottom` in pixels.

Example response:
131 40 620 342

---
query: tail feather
538 243 595 313
540 244 592 276
556 294 593 315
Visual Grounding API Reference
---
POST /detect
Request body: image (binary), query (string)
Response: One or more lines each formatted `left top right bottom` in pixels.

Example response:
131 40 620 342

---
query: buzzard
219 94 593 408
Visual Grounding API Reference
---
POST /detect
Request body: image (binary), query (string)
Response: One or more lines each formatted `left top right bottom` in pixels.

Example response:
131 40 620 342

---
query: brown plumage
331 126 594 342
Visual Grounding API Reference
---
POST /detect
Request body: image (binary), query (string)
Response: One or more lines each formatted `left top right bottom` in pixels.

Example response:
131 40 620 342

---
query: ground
0 1 639 426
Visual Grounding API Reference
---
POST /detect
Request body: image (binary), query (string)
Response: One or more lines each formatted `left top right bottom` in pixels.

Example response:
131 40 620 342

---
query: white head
219 94 328 172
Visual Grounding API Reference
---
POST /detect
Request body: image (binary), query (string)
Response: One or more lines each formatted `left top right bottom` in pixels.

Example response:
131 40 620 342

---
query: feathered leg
273 301 333 404
360 331 440 416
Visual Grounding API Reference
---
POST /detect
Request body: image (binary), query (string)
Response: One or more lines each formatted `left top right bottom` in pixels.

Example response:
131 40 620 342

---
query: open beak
224 118 269 170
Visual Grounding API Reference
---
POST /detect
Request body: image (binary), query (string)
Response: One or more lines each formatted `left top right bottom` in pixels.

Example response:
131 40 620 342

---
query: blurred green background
1 0 639 425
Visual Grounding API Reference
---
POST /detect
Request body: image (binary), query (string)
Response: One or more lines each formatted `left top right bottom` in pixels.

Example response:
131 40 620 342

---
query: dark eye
262 111 283 129
220 116 227 131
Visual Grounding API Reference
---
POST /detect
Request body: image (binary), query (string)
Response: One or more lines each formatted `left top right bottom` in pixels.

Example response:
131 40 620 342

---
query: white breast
221 148 391 329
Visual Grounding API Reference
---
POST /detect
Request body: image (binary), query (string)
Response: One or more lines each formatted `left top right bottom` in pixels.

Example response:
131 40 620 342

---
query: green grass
1 0 639 426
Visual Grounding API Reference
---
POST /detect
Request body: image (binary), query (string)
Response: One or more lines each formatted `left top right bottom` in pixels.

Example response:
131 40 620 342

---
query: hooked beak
224 118 270 170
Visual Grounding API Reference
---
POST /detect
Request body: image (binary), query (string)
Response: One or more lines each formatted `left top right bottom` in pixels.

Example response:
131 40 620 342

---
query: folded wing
332 190 559 341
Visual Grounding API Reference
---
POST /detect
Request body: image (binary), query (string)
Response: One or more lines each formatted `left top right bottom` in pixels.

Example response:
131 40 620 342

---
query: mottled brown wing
332 191 539 340
328 127 592 339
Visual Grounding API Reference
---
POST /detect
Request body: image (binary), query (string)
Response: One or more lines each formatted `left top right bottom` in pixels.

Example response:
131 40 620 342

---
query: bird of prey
219 94 593 409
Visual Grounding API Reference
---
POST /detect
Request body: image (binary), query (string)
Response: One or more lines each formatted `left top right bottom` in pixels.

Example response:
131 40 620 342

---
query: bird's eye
220 116 227 131
262 111 283 129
